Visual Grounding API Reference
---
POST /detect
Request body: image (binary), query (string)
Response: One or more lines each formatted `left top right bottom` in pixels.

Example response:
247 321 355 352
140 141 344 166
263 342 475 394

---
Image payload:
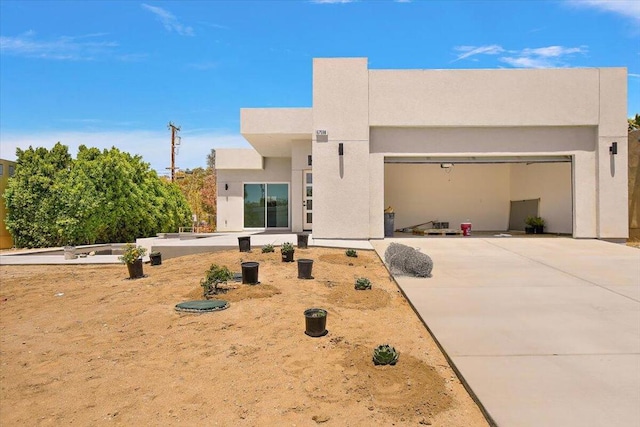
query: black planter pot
525 227 534 235
297 233 309 249
126 259 144 279
238 236 251 252
150 253 162 266
282 250 294 262
534 225 544 234
304 308 327 337
241 261 259 284
297 259 313 279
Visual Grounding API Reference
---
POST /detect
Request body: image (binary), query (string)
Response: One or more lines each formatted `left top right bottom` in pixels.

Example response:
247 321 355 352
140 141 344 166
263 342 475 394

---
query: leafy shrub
345 248 358 258
281 242 294 254
118 243 147 264
201 264 233 297
262 244 275 253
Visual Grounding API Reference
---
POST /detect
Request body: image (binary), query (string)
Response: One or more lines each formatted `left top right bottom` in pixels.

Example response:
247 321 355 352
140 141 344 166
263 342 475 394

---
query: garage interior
384 158 573 235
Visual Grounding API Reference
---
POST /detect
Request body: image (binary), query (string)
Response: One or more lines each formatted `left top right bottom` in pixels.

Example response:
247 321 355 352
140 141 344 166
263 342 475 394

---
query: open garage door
383 157 573 235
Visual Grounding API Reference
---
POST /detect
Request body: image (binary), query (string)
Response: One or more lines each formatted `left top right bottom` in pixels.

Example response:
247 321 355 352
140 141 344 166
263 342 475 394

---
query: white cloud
452 44 587 68
500 45 588 68
0 130 249 175
567 0 640 23
0 32 119 60
629 73 640 78
453 45 505 61
141 3 195 36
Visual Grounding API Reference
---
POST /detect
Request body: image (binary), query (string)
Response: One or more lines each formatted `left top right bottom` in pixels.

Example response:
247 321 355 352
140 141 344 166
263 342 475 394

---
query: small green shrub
373 344 399 366
354 277 372 290
262 244 275 253
118 243 147 264
525 216 545 227
281 242 294 254
201 264 233 297
345 248 358 258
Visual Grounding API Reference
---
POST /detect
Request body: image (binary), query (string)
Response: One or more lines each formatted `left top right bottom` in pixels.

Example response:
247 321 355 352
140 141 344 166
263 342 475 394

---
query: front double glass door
244 183 289 228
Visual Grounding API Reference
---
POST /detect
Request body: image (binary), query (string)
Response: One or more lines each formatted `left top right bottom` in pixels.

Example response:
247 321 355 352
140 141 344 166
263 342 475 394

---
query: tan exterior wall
369 68 600 127
0 159 16 249
217 157 291 232
216 149 264 170
510 163 573 234
312 58 371 239
629 130 640 241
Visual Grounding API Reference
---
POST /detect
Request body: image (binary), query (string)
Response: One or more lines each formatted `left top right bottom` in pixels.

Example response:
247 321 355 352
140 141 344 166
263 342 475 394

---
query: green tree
4 143 192 248
629 114 640 132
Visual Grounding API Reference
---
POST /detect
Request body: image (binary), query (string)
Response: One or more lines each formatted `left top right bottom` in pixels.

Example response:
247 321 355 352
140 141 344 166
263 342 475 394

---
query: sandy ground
1 247 488 426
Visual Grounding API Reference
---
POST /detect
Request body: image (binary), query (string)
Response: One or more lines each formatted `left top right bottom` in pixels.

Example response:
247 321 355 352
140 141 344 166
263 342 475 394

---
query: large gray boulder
384 242 433 277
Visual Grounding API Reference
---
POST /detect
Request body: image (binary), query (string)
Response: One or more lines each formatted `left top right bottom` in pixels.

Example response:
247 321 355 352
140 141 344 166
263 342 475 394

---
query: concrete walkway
0 232 373 265
371 237 640 427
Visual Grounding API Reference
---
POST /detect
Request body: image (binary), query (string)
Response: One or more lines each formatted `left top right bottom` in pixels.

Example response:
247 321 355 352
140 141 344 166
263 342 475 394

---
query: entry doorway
303 170 312 230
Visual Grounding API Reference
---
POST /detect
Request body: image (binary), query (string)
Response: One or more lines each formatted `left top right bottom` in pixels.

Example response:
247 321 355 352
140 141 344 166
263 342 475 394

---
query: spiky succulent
281 242 294 254
373 344 399 366
262 244 275 253
345 248 358 258
354 277 372 290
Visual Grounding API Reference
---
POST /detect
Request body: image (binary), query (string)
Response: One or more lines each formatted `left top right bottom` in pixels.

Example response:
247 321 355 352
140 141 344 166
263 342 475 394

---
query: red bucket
461 222 472 236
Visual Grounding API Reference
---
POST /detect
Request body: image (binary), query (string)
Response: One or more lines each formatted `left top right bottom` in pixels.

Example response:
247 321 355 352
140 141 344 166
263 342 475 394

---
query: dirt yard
0 247 488 426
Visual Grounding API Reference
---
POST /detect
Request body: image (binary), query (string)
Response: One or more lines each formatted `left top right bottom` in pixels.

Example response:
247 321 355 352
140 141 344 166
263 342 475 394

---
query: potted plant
261 244 275 253
525 216 545 234
304 308 327 337
149 251 162 266
118 243 147 279
201 264 234 298
281 242 295 262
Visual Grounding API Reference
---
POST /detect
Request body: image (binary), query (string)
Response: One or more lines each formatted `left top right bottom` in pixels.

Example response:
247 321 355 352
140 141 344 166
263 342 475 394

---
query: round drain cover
175 300 229 313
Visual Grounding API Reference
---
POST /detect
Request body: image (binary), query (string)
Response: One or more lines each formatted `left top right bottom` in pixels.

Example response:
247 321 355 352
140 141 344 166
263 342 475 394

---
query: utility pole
168 122 181 182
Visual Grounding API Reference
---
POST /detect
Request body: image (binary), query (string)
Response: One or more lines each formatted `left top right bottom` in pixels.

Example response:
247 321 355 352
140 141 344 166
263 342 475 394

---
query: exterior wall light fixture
440 163 454 169
609 142 618 155
225 183 229 190
338 143 344 156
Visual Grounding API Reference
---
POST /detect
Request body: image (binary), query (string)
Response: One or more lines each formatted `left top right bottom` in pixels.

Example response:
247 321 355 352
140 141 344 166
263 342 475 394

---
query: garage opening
384 157 573 235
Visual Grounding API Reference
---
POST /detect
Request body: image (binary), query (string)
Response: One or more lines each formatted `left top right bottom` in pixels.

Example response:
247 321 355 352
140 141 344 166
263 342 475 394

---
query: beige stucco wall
217 157 291 232
312 58 371 239
510 163 573 234
629 130 640 241
216 149 264 170
369 68 600 127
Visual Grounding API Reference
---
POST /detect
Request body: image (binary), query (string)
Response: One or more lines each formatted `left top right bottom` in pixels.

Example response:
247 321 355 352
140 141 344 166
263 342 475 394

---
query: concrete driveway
371 237 640 427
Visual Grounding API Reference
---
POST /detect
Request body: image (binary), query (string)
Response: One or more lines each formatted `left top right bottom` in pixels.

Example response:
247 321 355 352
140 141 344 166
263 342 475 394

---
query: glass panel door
244 183 289 228
303 170 312 230
266 184 288 228
244 184 265 228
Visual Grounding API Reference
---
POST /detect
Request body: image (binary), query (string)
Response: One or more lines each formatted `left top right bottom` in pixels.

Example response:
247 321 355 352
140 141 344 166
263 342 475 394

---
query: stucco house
215 57 628 241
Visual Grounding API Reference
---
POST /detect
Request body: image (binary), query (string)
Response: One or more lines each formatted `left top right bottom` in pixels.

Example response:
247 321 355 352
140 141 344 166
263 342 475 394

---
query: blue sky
1 0 639 175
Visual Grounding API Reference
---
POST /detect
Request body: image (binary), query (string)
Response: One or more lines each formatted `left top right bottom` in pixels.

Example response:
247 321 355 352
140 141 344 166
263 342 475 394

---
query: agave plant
372 344 399 366
345 248 358 258
354 277 372 290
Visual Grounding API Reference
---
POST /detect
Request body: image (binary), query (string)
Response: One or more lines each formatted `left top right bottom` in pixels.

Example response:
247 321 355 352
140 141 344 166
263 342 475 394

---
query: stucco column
596 68 628 239
312 58 370 239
